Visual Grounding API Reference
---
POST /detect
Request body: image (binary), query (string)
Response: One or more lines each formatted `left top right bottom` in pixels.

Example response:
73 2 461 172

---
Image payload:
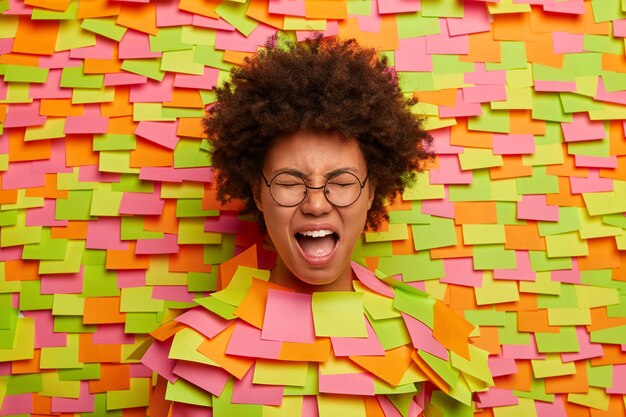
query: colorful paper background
1 0 626 416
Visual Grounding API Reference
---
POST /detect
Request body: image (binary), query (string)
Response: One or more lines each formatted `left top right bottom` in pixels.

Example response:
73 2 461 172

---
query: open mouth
295 229 339 261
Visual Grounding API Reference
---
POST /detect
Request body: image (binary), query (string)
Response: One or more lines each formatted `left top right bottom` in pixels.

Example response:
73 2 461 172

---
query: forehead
264 131 367 174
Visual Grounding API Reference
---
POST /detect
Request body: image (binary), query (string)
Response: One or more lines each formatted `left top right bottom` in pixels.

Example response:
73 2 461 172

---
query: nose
300 186 333 216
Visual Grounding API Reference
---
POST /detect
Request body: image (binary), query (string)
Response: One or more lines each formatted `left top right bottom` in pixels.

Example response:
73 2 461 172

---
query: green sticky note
486 41 527 71
538 207 581 236
532 92 572 123
39 240 85 275
24 117 66 141
161 48 205 75
59 363 100 381
529 249 572 272
178 218 221 244
475 271 519 305
254 360 308 386
468 105 510 133
111 174 154 193
205 234 236 264
40 334 81 369
545 232 588 258
464 309 507 327
516 166 559 195
56 190 96 220
54 316 96 333
120 217 163 240
174 138 211 168
590 0 624 22
520 271 561 295
346 0 371 15
498 313 530 345
312 292 366 337
473 245 517 270
533 62 574 82
0 317 34 361
397 72 435 93
354 282 399 320
22 228 68 260
560 92 604 113
393 288 434 327
547 308 591 326
188 271 218 293
396 12 440 38
212 266 270 307
537 284 578 309
122 59 165 81
161 106 204 119
522 142 564 166
421 0 464 17
411 216 457 250
388 202 432 224
399 252 444 282
166 378 213 407
587 363 612 388
176 199 218 217
19 281 54 311
513 378 554 403
57 18 96 51
120 287 164 312
6 373 42 395
93 133 136 151
149 27 192 52
194 45 232 71
365 223 409 243
418 350 458 388
0 214 42 248
462 224 506 245
90 188 123 217
448 170 492 202
215 0 257 36
283 17 327 31
32 0 77 19
52 294 85 316
107 378 151 410
535 326 580 353
180 26 216 46
125 312 162 334
60 65 104 89
81 17 126 41
194 295 237 319
169 327 215 365
99 151 140 174
83 264 119 297
317 392 366 417
4 64 48 83
402 171 445 200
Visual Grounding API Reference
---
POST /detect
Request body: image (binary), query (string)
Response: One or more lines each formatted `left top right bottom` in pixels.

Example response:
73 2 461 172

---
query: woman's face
253 131 374 292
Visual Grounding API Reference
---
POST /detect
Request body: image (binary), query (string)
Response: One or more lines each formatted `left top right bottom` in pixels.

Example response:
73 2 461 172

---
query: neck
269 258 354 293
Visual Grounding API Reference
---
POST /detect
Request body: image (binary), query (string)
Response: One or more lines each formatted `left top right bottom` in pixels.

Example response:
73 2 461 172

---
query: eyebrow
271 167 361 179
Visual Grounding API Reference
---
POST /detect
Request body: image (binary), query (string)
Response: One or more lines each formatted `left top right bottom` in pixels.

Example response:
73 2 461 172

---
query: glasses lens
324 172 363 207
269 173 307 206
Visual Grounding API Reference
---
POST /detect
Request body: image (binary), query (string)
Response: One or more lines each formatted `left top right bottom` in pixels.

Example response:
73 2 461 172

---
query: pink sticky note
402 313 448 360
352 262 394 298
142 339 177 382
175 307 231 339
51 381 95 413
0 394 33 416
502 335 545 360
535 395 568 417
130 363 153 377
596 77 626 105
492 133 535 155
476 388 519 408
27 199 68 227
439 90 483 117
606 364 626 394
426 19 468 55
232 365 284 405
1 161 46 189
40 268 84 295
543 0 585 14
0 38 13 55
70 37 116 59
0 246 20 262
302 395 319 417
462 84 507 104
430 127 464 155
215 23 276 53
421 193 455 218
261 289 315 343
465 63 506 85
441 257 483 287
205 212 248 234
156 0 193 26
552 32 584 54
268 0 305 16
172 360 230 396
130 74 174 103
430 155 473 185
116 270 146 288
3 102 46 128
40 50 83 69
488 354 518 377
119 189 166 215
119 29 161 59
191 15 235 30
551 258 581 284
226 320 282 359
534 80 577 92
614 19 626 37
104 72 148 86
86 217 128 250
64 106 109 134
447 1 490 36
153 286 196 303
4 0 32 14
357 2 382 32
561 326 604 363
395 36 432 72
136 234 179 255
517 195 559 222
561 113 606 142
494 251 536 281
570 170 613 194
377 396 403 417
92 323 135 345
78 164 120 182
319 372 375 396
24 310 67 348
135 120 179 149
174 67 220 89
331 319 385 357
172 402 213 417
574 155 618 169
30 69 72 99
377 0 421 14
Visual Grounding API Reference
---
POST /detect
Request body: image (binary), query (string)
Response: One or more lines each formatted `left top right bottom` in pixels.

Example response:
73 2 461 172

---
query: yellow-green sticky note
0 317 34 361
462 224 506 245
120 287 164 313
253 360 308 386
40 372 80 399
545 232 589 258
568 386 610 411
107 378 151 410
165 378 212 407
317 394 366 417
169 327 216 365
531 353 576 378
312 292 366 337
40 334 81 369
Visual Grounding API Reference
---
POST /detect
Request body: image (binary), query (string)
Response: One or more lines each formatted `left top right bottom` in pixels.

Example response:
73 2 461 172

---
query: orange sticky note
278 338 331 362
129 138 173 167
24 0 71 11
411 351 450 393
178 0 221 19
349 345 413 387
116 2 158 35
77 0 121 18
219 245 258 289
197 323 254 379
177 117 205 139
78 333 122 363
83 297 127 325
13 17 59 55
9 128 51 162
433 301 473 360
234 278 292 329
305 0 347 19
40 99 84 117
105 242 151 270
247 0 284 29
88 364 131 393
454 202 498 225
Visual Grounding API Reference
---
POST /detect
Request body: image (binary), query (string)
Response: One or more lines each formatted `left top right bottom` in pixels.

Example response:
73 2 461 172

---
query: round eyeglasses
261 171 369 207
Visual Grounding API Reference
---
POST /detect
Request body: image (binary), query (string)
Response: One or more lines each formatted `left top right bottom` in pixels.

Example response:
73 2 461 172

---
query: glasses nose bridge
301 181 331 207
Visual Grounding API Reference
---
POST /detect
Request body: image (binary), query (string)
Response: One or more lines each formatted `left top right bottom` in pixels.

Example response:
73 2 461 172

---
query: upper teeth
299 230 334 238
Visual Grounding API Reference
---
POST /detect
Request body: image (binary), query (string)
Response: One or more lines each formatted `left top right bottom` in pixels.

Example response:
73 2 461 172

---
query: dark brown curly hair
205 34 434 231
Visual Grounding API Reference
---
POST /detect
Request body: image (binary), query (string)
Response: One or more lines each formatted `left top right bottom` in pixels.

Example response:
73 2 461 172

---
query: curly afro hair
205 34 434 231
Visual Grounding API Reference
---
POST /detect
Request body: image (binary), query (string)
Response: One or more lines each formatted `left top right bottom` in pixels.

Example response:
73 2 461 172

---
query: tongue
297 235 336 257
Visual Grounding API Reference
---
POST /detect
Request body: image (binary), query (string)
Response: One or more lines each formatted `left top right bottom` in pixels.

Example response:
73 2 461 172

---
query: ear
251 181 263 212
366 182 375 210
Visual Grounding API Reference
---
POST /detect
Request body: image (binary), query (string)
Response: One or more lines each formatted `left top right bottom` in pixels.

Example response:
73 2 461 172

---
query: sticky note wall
1 0 626 416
